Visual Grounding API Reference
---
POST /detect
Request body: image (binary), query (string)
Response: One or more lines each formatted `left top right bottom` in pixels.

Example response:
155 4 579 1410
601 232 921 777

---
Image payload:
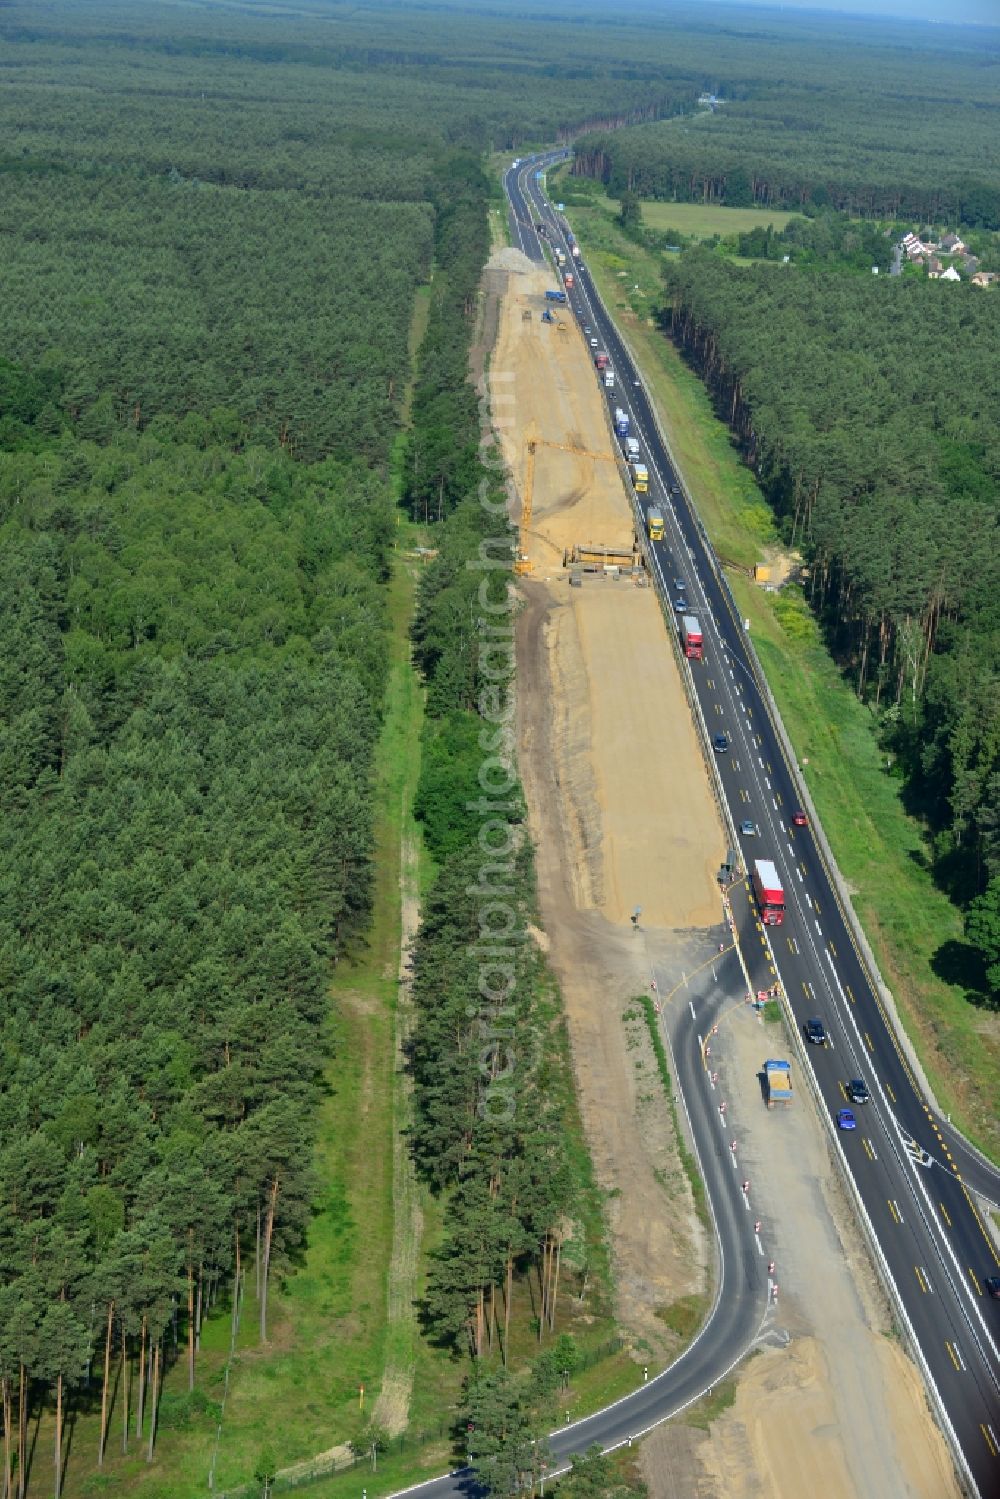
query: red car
791 810 808 828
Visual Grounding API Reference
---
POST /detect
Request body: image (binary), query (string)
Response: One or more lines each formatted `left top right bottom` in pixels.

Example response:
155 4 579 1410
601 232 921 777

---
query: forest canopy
662 251 1000 997
572 17 1000 225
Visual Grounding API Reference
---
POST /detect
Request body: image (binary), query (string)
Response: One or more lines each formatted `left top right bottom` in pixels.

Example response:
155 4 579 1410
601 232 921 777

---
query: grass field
566 185 800 240
558 181 999 1163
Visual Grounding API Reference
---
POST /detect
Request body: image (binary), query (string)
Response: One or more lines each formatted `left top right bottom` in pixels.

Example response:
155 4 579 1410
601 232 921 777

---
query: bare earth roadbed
487 250 959 1499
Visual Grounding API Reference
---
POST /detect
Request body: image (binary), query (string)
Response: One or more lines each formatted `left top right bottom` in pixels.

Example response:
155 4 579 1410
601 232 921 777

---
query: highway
509 150 1000 1497
396 949 775 1499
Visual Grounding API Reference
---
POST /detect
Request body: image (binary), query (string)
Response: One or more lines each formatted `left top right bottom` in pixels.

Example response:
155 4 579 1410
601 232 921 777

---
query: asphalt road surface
395 951 771 1499
514 151 1000 1497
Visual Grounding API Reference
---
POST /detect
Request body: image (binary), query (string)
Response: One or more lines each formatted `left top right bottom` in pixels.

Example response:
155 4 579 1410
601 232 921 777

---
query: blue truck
614 408 630 438
544 289 568 304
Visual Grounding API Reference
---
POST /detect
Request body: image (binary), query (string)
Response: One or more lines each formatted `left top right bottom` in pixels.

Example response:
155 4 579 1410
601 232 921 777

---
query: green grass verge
682 1377 738 1430
637 998 709 1233
655 1293 709 1341
555 188 1000 1163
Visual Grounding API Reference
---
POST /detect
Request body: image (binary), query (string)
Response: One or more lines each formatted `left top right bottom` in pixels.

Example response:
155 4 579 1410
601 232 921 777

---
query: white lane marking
551 190 1000 1406
689 1000 696 1019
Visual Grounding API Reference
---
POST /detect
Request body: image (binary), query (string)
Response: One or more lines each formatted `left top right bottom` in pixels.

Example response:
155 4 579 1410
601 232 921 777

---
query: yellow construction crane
515 437 616 575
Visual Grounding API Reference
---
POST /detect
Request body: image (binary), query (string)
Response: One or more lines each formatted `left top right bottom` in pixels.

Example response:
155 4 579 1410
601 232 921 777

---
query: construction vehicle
629 461 648 493
680 615 703 659
752 860 785 926
647 507 664 541
764 1059 793 1108
541 309 555 324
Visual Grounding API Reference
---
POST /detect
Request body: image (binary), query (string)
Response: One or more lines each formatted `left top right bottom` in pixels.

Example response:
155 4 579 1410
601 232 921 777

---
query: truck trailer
564 272 575 289
629 461 649 493
680 615 703 659
614 408 630 437
594 352 609 370
624 436 641 460
764 1059 793 1108
752 860 785 925
545 289 567 304
647 507 665 541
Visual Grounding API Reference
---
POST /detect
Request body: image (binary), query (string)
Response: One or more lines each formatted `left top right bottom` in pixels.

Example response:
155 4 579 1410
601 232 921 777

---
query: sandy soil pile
493 263 722 1355
487 259 959 1499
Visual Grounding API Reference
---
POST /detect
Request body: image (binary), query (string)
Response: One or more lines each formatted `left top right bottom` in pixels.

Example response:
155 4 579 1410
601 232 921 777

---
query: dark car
846 1078 870 1104
806 1017 827 1046
837 1109 857 1131
791 810 808 828
712 734 729 754
985 1276 1000 1300
740 819 756 837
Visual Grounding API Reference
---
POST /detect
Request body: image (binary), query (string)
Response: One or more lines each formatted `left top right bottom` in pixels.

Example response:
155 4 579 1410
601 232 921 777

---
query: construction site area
485 245 958 1499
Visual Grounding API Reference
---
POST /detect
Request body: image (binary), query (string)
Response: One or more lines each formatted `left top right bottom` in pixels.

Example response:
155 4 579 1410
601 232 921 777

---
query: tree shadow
932 938 996 1010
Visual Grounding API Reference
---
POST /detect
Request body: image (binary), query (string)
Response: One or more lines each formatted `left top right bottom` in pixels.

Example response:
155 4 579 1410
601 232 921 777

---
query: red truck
564 272 575 289
680 615 703 660
752 860 785 925
594 352 609 370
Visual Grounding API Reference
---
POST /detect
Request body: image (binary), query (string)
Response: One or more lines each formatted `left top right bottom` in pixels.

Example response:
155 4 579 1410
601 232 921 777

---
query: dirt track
487 249 958 1499
492 252 722 1357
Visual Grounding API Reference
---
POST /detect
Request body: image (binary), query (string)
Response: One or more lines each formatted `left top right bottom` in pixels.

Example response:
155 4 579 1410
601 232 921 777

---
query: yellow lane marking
888 1199 901 1223
960 1183 1000 1266
885 1082 896 1103
864 1032 874 1051
982 1424 997 1458
938 1202 952 1228
914 1265 929 1293
945 1342 959 1371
